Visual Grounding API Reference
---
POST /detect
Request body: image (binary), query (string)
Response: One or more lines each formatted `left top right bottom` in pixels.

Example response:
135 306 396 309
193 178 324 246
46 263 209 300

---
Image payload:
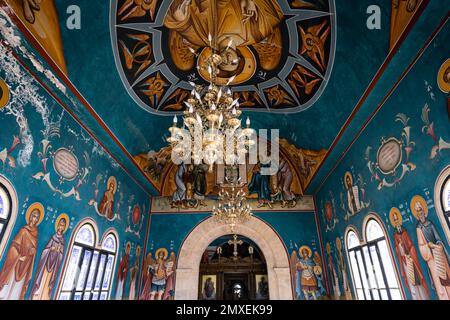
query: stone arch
175 216 293 300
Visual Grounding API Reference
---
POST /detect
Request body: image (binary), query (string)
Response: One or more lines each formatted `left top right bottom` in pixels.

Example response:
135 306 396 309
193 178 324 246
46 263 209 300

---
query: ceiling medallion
111 0 336 113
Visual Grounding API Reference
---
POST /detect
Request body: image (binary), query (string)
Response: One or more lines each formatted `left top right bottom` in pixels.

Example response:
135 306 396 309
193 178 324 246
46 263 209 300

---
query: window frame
344 215 404 300
434 165 450 244
0 175 18 260
56 219 119 300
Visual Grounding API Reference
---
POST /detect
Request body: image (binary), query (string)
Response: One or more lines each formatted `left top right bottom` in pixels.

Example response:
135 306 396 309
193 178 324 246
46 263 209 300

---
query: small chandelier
212 176 252 232
167 39 256 172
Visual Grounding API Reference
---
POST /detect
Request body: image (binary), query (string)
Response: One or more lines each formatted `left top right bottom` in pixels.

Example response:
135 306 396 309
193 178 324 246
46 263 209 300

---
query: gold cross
228 234 243 258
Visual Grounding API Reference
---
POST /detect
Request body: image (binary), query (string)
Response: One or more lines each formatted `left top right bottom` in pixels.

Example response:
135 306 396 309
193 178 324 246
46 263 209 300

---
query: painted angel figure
148 248 176 300
290 245 324 300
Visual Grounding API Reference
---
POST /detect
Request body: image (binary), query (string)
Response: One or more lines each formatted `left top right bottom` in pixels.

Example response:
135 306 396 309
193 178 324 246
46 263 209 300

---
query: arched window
0 175 18 259
345 229 367 300
345 217 403 300
434 166 450 243
58 221 118 300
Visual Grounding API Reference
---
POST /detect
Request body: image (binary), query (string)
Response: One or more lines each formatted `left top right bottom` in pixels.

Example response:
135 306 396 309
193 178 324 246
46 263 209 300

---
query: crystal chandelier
167 39 256 172
212 177 252 232
166 22 256 230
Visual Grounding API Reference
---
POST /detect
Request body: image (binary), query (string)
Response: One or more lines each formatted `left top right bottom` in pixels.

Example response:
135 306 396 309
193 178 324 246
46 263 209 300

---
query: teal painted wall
314 20 450 300
141 210 327 300
0 43 150 300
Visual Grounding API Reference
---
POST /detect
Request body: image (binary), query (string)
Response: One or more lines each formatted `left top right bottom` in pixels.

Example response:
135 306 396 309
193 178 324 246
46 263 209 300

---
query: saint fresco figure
291 245 324 300
270 158 297 208
115 242 131 300
335 237 352 299
30 213 69 300
0 203 44 300
139 252 153 300
326 242 341 300
98 176 117 220
390 207 429 300
411 195 450 300
193 164 208 206
341 171 369 219
248 163 272 208
171 163 187 208
149 248 175 300
256 276 269 299
162 251 177 300
128 245 141 300
202 277 216 300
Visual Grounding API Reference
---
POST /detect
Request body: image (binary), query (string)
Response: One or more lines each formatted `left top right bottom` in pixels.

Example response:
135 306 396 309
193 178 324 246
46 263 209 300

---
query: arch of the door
175 216 293 300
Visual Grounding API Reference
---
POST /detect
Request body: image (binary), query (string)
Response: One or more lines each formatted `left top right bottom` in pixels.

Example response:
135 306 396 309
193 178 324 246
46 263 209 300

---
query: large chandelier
166 29 256 231
212 176 252 232
166 38 256 172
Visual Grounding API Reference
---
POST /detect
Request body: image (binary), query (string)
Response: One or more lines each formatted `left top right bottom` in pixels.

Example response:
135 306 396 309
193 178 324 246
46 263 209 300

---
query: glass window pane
85 251 99 290
62 245 83 291
99 292 108 300
0 186 10 220
362 246 378 291
102 255 115 290
366 220 384 242
59 292 71 300
377 240 400 289
347 231 360 249
355 250 371 300
83 292 91 300
75 224 95 246
94 254 107 290
76 250 92 290
356 289 365 300
349 251 362 289
102 234 117 253
0 223 3 235
92 292 99 300
371 289 380 300
380 289 388 300
74 292 83 300
369 245 386 289
442 178 450 211
390 289 402 300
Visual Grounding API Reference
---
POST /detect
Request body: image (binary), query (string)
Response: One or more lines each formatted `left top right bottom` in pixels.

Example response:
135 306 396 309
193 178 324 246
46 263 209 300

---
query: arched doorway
199 234 269 300
175 216 293 300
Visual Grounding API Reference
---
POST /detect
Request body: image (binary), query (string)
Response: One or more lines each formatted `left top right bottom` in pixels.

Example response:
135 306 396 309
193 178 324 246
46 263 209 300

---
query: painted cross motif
228 234 243 259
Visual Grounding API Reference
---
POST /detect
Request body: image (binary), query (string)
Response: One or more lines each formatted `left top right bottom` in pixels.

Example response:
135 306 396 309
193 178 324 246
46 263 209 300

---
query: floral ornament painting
421 104 450 159
321 191 339 232
365 113 416 190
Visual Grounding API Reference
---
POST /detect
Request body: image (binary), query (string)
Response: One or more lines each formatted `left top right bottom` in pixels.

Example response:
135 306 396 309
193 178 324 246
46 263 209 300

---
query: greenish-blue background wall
314 19 450 300
142 210 327 299
0 45 150 300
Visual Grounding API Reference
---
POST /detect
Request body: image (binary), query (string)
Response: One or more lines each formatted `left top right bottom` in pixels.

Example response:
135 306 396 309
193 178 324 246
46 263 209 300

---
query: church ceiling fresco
0 0 432 196
133 137 326 207
111 0 336 113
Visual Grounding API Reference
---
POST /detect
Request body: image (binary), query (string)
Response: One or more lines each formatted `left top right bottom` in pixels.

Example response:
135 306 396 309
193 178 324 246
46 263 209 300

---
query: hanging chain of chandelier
167 34 257 170
212 176 253 232
167 32 255 231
